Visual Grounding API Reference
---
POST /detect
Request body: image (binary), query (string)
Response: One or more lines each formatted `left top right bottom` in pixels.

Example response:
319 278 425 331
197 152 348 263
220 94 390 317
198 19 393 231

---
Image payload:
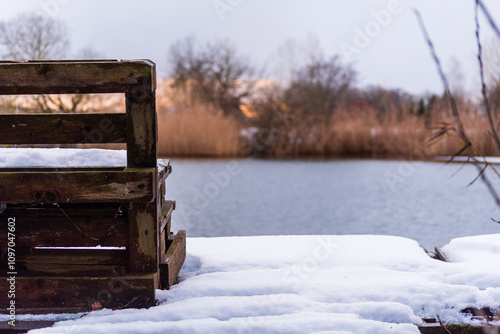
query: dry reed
157 98 239 158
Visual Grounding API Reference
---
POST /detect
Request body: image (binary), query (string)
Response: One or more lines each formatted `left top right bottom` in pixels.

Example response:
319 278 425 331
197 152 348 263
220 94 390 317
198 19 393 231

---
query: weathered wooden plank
1 248 127 266
126 90 157 168
418 322 490 334
1 202 126 217
0 60 155 95
0 273 158 313
0 214 128 247
434 247 448 262
0 168 155 204
0 113 126 145
160 230 186 289
0 321 55 333
0 248 127 276
13 265 128 277
159 202 174 234
158 160 172 183
159 230 167 264
128 202 158 273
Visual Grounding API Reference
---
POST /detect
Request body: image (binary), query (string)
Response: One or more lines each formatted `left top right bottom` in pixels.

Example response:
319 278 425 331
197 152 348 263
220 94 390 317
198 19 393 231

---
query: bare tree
446 56 467 102
484 38 500 114
168 37 255 120
284 55 356 116
0 13 69 60
0 13 105 114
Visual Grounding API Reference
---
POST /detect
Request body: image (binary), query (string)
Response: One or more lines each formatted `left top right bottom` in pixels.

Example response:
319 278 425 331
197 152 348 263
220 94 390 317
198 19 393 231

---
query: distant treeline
155 37 500 159
1 13 500 159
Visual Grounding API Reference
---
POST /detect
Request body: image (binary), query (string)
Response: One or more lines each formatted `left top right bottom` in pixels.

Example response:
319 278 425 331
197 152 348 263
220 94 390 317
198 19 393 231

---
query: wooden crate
0 60 186 315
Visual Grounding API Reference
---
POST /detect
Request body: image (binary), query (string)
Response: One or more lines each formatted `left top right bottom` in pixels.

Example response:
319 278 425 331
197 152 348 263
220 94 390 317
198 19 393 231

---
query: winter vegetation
1 13 500 159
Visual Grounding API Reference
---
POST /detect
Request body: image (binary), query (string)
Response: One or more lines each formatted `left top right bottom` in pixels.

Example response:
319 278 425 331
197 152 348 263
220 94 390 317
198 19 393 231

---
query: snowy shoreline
2 234 498 334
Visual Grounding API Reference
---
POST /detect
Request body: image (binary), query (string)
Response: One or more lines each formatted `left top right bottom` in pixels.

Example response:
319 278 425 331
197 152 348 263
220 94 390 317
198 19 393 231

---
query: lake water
166 159 500 251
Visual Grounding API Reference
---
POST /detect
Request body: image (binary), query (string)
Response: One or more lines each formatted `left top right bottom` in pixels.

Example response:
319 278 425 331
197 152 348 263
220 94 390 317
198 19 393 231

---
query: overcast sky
1 0 500 96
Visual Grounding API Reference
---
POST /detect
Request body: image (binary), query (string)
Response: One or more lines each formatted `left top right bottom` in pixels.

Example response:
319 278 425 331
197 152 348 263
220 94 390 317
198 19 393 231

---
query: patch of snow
0 148 126 167
9 234 499 333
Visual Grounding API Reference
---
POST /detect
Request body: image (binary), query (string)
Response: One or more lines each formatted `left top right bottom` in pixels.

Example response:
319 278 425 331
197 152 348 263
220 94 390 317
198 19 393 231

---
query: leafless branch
414 9 472 150
475 0 500 154
477 0 500 40
414 8 500 209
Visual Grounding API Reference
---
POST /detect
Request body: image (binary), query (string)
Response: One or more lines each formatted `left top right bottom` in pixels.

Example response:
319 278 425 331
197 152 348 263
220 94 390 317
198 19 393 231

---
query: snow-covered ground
1 234 496 334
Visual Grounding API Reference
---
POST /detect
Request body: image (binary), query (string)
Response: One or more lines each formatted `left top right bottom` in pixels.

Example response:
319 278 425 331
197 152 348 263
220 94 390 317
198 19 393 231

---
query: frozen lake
166 159 500 250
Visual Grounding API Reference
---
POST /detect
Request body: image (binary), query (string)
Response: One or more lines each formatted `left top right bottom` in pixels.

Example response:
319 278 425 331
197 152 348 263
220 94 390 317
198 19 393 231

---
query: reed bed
155 94 500 159
157 98 240 158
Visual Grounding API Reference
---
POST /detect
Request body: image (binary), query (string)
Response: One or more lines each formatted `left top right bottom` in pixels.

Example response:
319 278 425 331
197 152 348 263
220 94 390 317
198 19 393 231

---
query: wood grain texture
0 168 155 204
7 248 127 266
0 321 56 332
0 203 128 247
160 230 186 289
0 60 155 95
128 202 158 273
0 248 128 276
126 90 157 168
159 202 174 235
0 113 126 145
0 215 128 247
0 273 158 313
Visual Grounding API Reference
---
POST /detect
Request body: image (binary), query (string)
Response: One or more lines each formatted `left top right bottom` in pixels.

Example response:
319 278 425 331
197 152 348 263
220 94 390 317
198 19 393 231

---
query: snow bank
11 234 500 334
0 148 126 167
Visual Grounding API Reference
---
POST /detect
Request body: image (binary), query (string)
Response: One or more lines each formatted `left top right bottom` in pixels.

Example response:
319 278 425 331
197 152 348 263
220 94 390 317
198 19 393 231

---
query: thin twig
446 143 471 165
467 162 488 186
122 296 140 308
470 156 500 206
414 8 500 209
451 160 470 178
437 316 452 334
414 9 472 149
478 0 500 40
56 203 100 241
475 0 500 153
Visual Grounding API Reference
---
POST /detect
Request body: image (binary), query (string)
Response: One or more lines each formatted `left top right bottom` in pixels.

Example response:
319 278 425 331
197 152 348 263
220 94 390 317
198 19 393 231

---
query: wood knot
37 64 51 76
46 192 57 202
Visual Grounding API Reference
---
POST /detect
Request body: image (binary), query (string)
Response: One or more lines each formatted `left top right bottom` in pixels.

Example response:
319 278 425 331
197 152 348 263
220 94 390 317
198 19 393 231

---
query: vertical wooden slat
128 202 158 274
126 89 157 168
124 61 158 276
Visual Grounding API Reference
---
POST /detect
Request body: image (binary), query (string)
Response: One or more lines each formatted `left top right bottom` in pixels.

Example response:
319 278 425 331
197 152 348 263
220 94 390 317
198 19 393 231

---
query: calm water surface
166 159 500 250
